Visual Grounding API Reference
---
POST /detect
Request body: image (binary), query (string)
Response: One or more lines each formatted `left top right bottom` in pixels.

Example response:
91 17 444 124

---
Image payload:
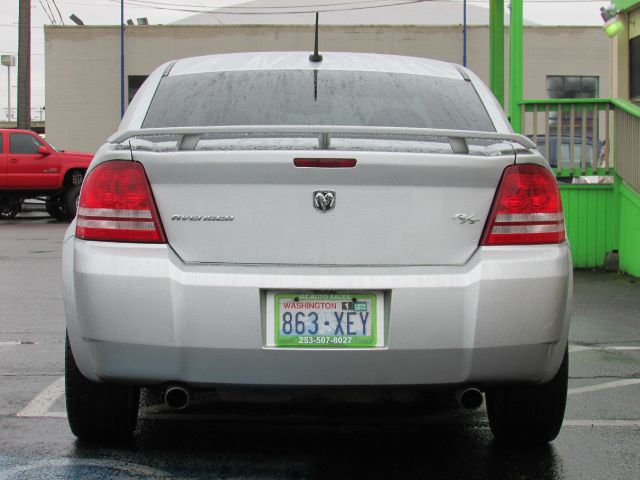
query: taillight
294 158 357 168
76 161 166 243
481 164 565 245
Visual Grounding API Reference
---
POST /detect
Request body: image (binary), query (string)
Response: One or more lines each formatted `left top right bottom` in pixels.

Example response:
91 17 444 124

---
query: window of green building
630 36 640 101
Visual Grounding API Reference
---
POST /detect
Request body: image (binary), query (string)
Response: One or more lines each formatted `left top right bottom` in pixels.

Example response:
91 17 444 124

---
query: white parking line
564 420 640 427
16 376 65 418
18 403 640 430
17 376 640 424
570 345 640 353
0 341 22 347
568 378 640 395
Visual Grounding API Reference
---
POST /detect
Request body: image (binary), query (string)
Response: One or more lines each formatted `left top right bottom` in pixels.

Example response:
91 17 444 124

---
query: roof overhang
613 0 640 13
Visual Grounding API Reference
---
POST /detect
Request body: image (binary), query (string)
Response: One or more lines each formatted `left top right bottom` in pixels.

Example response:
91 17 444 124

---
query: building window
630 36 640 101
128 75 149 104
546 75 599 99
545 75 599 138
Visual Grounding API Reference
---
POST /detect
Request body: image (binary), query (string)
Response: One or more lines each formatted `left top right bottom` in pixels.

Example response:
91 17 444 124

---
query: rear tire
64 185 81 220
65 333 140 441
0 205 20 218
45 195 66 220
486 346 568 445
0 198 21 218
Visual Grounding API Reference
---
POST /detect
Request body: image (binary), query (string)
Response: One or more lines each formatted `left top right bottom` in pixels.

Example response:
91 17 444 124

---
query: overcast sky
0 0 610 120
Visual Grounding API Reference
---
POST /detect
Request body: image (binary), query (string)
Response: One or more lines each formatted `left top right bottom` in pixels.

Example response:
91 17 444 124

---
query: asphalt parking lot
1 211 639 479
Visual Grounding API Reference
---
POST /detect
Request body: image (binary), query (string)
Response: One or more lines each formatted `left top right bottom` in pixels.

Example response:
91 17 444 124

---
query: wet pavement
1 213 639 479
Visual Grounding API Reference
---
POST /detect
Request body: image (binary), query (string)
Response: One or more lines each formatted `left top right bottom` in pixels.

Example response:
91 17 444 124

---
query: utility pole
17 0 31 130
7 64 11 121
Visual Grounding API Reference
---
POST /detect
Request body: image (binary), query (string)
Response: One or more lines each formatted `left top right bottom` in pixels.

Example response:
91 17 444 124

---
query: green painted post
509 0 523 132
489 0 505 107
613 174 622 252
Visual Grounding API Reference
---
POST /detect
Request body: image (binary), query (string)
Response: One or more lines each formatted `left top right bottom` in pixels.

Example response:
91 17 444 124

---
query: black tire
486 347 568 445
45 195 67 220
0 205 20 218
1 198 21 218
65 333 140 441
64 185 82 220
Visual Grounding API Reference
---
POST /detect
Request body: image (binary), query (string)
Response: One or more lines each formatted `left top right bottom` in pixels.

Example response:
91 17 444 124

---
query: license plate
267 292 383 348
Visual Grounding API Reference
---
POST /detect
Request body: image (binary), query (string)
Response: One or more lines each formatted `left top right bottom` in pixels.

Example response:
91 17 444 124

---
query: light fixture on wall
1 55 16 121
601 4 624 38
69 14 84 26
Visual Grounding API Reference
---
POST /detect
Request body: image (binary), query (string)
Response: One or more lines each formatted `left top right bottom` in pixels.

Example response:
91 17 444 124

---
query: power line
43 0 58 24
51 0 66 25
116 0 414 8
102 0 610 7
0 24 46 29
95 0 611 16
38 0 56 23
2 52 46 56
102 0 432 15
55 0 611 15
66 0 612 6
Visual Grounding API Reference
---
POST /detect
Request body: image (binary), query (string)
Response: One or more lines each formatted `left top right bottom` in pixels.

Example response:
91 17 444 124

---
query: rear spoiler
109 125 536 154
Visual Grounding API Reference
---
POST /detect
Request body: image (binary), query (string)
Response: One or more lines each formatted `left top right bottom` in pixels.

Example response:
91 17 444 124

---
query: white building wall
45 25 611 152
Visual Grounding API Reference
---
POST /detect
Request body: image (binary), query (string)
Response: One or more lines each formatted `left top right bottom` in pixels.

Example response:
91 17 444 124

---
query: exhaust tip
164 384 191 410
456 387 484 410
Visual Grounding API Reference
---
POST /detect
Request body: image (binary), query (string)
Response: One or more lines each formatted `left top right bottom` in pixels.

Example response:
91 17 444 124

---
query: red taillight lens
76 161 166 243
481 164 565 245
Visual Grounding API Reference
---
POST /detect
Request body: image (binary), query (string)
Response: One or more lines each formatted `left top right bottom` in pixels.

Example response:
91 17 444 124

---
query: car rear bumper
63 235 572 388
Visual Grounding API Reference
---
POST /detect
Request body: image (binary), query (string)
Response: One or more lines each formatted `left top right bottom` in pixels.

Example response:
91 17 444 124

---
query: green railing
519 98 640 275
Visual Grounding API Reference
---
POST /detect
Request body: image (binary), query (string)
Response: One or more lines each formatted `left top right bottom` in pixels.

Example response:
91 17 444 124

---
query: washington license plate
267 292 383 348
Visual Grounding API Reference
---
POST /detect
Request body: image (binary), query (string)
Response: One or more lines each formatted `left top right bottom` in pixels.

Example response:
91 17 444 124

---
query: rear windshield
142 69 495 132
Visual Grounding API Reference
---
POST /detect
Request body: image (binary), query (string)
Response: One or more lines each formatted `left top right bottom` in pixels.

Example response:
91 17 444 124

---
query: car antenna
309 12 323 63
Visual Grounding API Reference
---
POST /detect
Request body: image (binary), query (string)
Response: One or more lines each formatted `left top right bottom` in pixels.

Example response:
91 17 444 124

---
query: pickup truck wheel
65 333 140 441
45 196 67 220
64 185 82 220
486 346 568 445
0 205 20 218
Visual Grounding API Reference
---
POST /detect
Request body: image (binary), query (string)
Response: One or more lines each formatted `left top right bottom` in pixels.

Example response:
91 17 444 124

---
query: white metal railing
520 99 612 178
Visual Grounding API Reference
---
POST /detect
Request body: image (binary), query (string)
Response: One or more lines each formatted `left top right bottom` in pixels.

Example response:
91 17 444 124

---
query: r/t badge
452 213 480 224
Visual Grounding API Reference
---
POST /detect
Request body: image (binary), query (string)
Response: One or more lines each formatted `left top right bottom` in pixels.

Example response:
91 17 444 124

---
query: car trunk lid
132 147 515 266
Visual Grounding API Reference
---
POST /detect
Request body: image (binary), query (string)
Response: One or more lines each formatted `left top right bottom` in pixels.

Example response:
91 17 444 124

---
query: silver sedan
63 51 572 444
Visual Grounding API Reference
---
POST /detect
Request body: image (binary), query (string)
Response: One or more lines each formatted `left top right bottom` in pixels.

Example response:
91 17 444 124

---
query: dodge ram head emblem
313 190 336 213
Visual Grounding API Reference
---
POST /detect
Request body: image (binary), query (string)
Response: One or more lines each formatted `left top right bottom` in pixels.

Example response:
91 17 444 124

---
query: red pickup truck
0 129 93 220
